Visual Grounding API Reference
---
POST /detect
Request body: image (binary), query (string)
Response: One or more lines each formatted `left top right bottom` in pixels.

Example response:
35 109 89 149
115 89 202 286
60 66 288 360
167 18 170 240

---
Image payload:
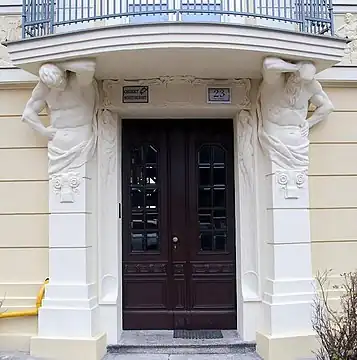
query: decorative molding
173 264 185 275
236 79 251 109
97 109 118 304
124 263 167 274
102 77 251 110
102 80 115 108
0 15 21 41
276 170 307 199
123 75 197 86
51 172 81 203
336 13 357 64
99 110 116 183
192 263 234 274
236 109 260 300
0 15 21 67
108 76 250 86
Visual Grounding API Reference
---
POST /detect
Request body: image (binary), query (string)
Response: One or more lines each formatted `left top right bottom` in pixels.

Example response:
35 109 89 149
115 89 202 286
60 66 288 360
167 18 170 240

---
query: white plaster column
255 161 318 360
38 159 100 338
20 59 107 360
30 157 106 360
255 56 334 359
261 164 314 335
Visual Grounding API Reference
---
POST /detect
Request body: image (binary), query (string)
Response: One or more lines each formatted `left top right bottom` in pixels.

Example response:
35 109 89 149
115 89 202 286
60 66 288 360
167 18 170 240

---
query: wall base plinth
256 332 318 360
38 305 100 337
0 333 33 352
30 333 107 360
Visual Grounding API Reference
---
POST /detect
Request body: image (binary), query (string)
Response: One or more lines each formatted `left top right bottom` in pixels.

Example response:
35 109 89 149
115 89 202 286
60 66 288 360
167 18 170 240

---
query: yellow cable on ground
0 278 49 319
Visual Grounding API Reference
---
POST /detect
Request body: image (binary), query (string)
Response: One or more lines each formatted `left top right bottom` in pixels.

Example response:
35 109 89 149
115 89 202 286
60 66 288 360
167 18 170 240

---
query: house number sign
207 87 231 104
122 86 149 103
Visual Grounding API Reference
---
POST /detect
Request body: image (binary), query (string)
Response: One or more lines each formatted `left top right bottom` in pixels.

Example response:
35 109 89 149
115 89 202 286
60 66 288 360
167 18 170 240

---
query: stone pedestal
256 163 317 360
30 160 106 360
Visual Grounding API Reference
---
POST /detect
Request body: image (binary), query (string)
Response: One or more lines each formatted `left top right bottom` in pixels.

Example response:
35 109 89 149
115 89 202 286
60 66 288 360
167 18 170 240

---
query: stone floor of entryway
113 330 245 346
106 330 261 359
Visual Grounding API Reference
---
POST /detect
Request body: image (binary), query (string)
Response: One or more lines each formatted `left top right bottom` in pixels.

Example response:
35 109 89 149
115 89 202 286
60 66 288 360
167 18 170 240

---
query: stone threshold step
108 330 256 355
104 354 262 360
108 343 257 355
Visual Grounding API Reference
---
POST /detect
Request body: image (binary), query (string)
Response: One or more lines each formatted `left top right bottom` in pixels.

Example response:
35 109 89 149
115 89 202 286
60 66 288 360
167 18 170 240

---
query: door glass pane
129 144 160 252
197 145 228 252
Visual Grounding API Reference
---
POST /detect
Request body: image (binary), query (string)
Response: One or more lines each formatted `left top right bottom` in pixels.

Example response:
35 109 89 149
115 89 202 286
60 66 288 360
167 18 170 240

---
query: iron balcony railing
22 0 334 38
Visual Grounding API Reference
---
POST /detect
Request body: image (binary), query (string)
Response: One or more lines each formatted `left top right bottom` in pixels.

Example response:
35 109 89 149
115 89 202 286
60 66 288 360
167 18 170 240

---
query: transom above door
122 119 237 330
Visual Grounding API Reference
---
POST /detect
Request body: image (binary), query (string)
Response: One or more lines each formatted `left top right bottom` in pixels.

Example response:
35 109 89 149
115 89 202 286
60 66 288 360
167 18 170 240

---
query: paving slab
103 355 169 360
0 353 44 360
169 354 261 360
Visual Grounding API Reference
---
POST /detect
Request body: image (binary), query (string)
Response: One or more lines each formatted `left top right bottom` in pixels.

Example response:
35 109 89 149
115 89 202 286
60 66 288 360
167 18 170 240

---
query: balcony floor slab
5 22 346 79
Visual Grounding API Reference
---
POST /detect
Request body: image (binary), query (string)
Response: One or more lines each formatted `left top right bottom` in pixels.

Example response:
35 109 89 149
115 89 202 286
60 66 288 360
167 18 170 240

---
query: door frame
96 110 262 344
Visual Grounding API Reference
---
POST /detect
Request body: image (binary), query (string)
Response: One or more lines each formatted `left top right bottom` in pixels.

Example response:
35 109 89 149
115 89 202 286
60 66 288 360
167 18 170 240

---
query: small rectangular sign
207 87 231 104
122 86 149 103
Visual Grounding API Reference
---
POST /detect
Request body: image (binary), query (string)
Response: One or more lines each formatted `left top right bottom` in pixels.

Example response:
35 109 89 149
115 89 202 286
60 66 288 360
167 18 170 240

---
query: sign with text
207 87 231 104
122 86 149 103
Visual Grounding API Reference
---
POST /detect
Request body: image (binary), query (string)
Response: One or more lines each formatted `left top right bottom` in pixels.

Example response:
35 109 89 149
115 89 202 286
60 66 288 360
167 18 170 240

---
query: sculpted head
39 63 67 90
345 13 353 24
297 61 316 82
239 110 251 124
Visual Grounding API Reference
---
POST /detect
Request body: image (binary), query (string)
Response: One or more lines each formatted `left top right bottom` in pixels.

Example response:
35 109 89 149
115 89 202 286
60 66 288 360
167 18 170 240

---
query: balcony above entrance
4 0 346 78
21 0 337 38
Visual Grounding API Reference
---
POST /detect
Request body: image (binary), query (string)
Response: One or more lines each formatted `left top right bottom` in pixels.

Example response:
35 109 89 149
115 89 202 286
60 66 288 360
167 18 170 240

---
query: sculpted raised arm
263 57 300 73
308 80 334 128
22 81 55 139
262 57 299 84
57 59 96 86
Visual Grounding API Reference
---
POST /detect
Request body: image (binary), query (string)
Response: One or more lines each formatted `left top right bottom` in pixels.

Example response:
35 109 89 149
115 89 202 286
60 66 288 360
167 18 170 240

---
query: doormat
173 330 223 339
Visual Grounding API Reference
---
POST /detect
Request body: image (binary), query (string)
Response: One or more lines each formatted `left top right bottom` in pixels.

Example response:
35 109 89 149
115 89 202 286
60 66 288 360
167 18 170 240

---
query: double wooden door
122 119 236 330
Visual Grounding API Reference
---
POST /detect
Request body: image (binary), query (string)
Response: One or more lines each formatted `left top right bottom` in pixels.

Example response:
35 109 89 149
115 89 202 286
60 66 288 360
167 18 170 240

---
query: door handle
172 236 179 250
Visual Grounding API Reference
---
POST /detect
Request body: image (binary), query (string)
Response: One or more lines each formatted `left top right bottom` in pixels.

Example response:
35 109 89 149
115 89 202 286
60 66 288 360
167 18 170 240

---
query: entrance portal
122 119 237 330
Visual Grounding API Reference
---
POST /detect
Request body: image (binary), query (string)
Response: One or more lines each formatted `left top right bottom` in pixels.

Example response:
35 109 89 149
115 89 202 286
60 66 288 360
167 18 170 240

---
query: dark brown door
122 119 236 330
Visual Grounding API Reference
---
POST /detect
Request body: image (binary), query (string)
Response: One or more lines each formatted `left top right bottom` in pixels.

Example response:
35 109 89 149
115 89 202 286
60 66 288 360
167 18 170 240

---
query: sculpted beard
284 72 302 107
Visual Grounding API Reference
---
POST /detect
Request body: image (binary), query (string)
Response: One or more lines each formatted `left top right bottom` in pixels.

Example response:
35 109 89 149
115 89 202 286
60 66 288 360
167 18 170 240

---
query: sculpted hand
301 122 309 138
45 127 57 140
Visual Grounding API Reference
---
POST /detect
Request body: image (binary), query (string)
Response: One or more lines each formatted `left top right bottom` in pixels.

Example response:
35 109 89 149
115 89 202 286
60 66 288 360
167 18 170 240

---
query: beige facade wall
0 85 49 351
0 81 355 353
310 85 357 297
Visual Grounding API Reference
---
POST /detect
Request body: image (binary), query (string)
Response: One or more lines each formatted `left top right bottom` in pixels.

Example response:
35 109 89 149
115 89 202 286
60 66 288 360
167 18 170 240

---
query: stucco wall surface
0 85 49 351
310 86 357 296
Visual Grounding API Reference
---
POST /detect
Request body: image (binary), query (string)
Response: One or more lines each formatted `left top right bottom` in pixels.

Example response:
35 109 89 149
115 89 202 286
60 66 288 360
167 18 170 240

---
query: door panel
123 119 236 330
185 121 236 329
122 121 172 328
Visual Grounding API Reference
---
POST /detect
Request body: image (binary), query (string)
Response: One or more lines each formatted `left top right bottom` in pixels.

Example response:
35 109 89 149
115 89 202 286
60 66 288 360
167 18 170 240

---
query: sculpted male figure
22 59 98 175
336 13 357 63
257 57 334 170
